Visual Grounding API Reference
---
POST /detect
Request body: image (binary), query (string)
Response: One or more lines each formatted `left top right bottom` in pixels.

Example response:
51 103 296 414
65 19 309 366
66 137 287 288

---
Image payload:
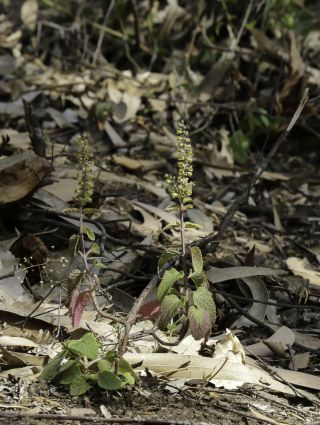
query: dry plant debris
0 1 320 424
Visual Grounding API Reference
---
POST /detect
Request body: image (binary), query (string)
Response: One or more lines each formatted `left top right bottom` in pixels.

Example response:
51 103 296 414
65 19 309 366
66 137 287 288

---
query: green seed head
166 121 194 206
76 133 94 207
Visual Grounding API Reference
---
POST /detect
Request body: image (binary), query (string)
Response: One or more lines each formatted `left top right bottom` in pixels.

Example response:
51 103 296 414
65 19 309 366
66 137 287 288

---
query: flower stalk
165 122 194 290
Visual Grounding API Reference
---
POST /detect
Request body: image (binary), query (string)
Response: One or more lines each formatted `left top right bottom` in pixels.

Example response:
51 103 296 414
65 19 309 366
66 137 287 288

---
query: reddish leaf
138 300 161 320
188 306 212 341
69 289 91 327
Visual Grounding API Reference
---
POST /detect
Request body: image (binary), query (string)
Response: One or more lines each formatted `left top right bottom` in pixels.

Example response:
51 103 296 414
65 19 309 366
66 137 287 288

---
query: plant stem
79 206 89 273
179 204 188 291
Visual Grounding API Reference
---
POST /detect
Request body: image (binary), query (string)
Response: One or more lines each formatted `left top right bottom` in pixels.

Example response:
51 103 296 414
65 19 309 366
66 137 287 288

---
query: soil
0 379 319 425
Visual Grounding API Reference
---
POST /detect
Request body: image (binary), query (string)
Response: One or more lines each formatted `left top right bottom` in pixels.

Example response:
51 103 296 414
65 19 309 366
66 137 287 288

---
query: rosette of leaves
40 333 136 395
157 246 216 340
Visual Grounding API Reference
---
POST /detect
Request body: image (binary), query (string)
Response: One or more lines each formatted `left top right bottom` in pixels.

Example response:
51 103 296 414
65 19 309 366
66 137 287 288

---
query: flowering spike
76 133 94 207
165 122 194 207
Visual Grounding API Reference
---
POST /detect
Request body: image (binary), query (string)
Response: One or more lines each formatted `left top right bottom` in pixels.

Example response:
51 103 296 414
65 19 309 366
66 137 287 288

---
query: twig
118 260 175 357
0 271 14 280
215 399 284 425
92 0 116 65
245 347 320 407
91 285 125 325
214 287 320 310
196 88 309 254
130 0 140 50
119 18 140 73
235 0 254 46
22 99 46 157
218 286 320 353
22 283 58 328
0 410 213 425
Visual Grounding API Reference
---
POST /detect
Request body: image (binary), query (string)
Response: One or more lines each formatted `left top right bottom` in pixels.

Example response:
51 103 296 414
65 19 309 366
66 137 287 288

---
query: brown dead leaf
280 31 305 99
287 257 320 286
0 150 52 205
20 0 38 31
112 155 166 173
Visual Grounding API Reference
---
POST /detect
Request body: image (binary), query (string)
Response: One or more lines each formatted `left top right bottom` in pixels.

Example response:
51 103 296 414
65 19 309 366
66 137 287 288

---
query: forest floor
0 1 320 424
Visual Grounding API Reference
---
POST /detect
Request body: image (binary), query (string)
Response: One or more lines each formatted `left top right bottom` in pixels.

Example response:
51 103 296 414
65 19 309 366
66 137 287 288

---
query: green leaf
82 226 95 241
192 287 216 325
165 205 180 212
59 359 77 372
98 371 123 390
190 246 203 274
259 108 269 127
69 376 91 396
88 242 100 256
68 234 79 259
189 270 209 288
188 306 212 340
83 208 100 216
157 268 184 302
182 197 193 204
104 351 117 364
94 261 108 269
98 359 113 372
87 373 98 381
184 222 202 229
66 333 100 360
58 364 81 385
40 350 66 381
230 130 250 164
163 221 180 231
158 249 179 269
158 294 181 330
118 358 136 386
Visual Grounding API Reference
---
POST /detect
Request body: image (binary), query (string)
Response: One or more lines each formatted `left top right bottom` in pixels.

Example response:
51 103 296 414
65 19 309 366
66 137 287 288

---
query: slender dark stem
179 204 188 290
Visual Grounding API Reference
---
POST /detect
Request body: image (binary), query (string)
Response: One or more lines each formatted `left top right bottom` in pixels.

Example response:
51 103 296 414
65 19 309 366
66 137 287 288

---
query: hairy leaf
58 364 81 385
69 376 91 396
190 271 209 288
190 246 203 274
66 332 100 360
158 248 179 269
157 268 184 302
98 359 113 372
105 351 117 364
158 294 181 330
98 371 123 390
188 306 212 340
87 373 98 381
59 359 77 373
193 287 216 325
40 350 66 381
138 299 161 320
